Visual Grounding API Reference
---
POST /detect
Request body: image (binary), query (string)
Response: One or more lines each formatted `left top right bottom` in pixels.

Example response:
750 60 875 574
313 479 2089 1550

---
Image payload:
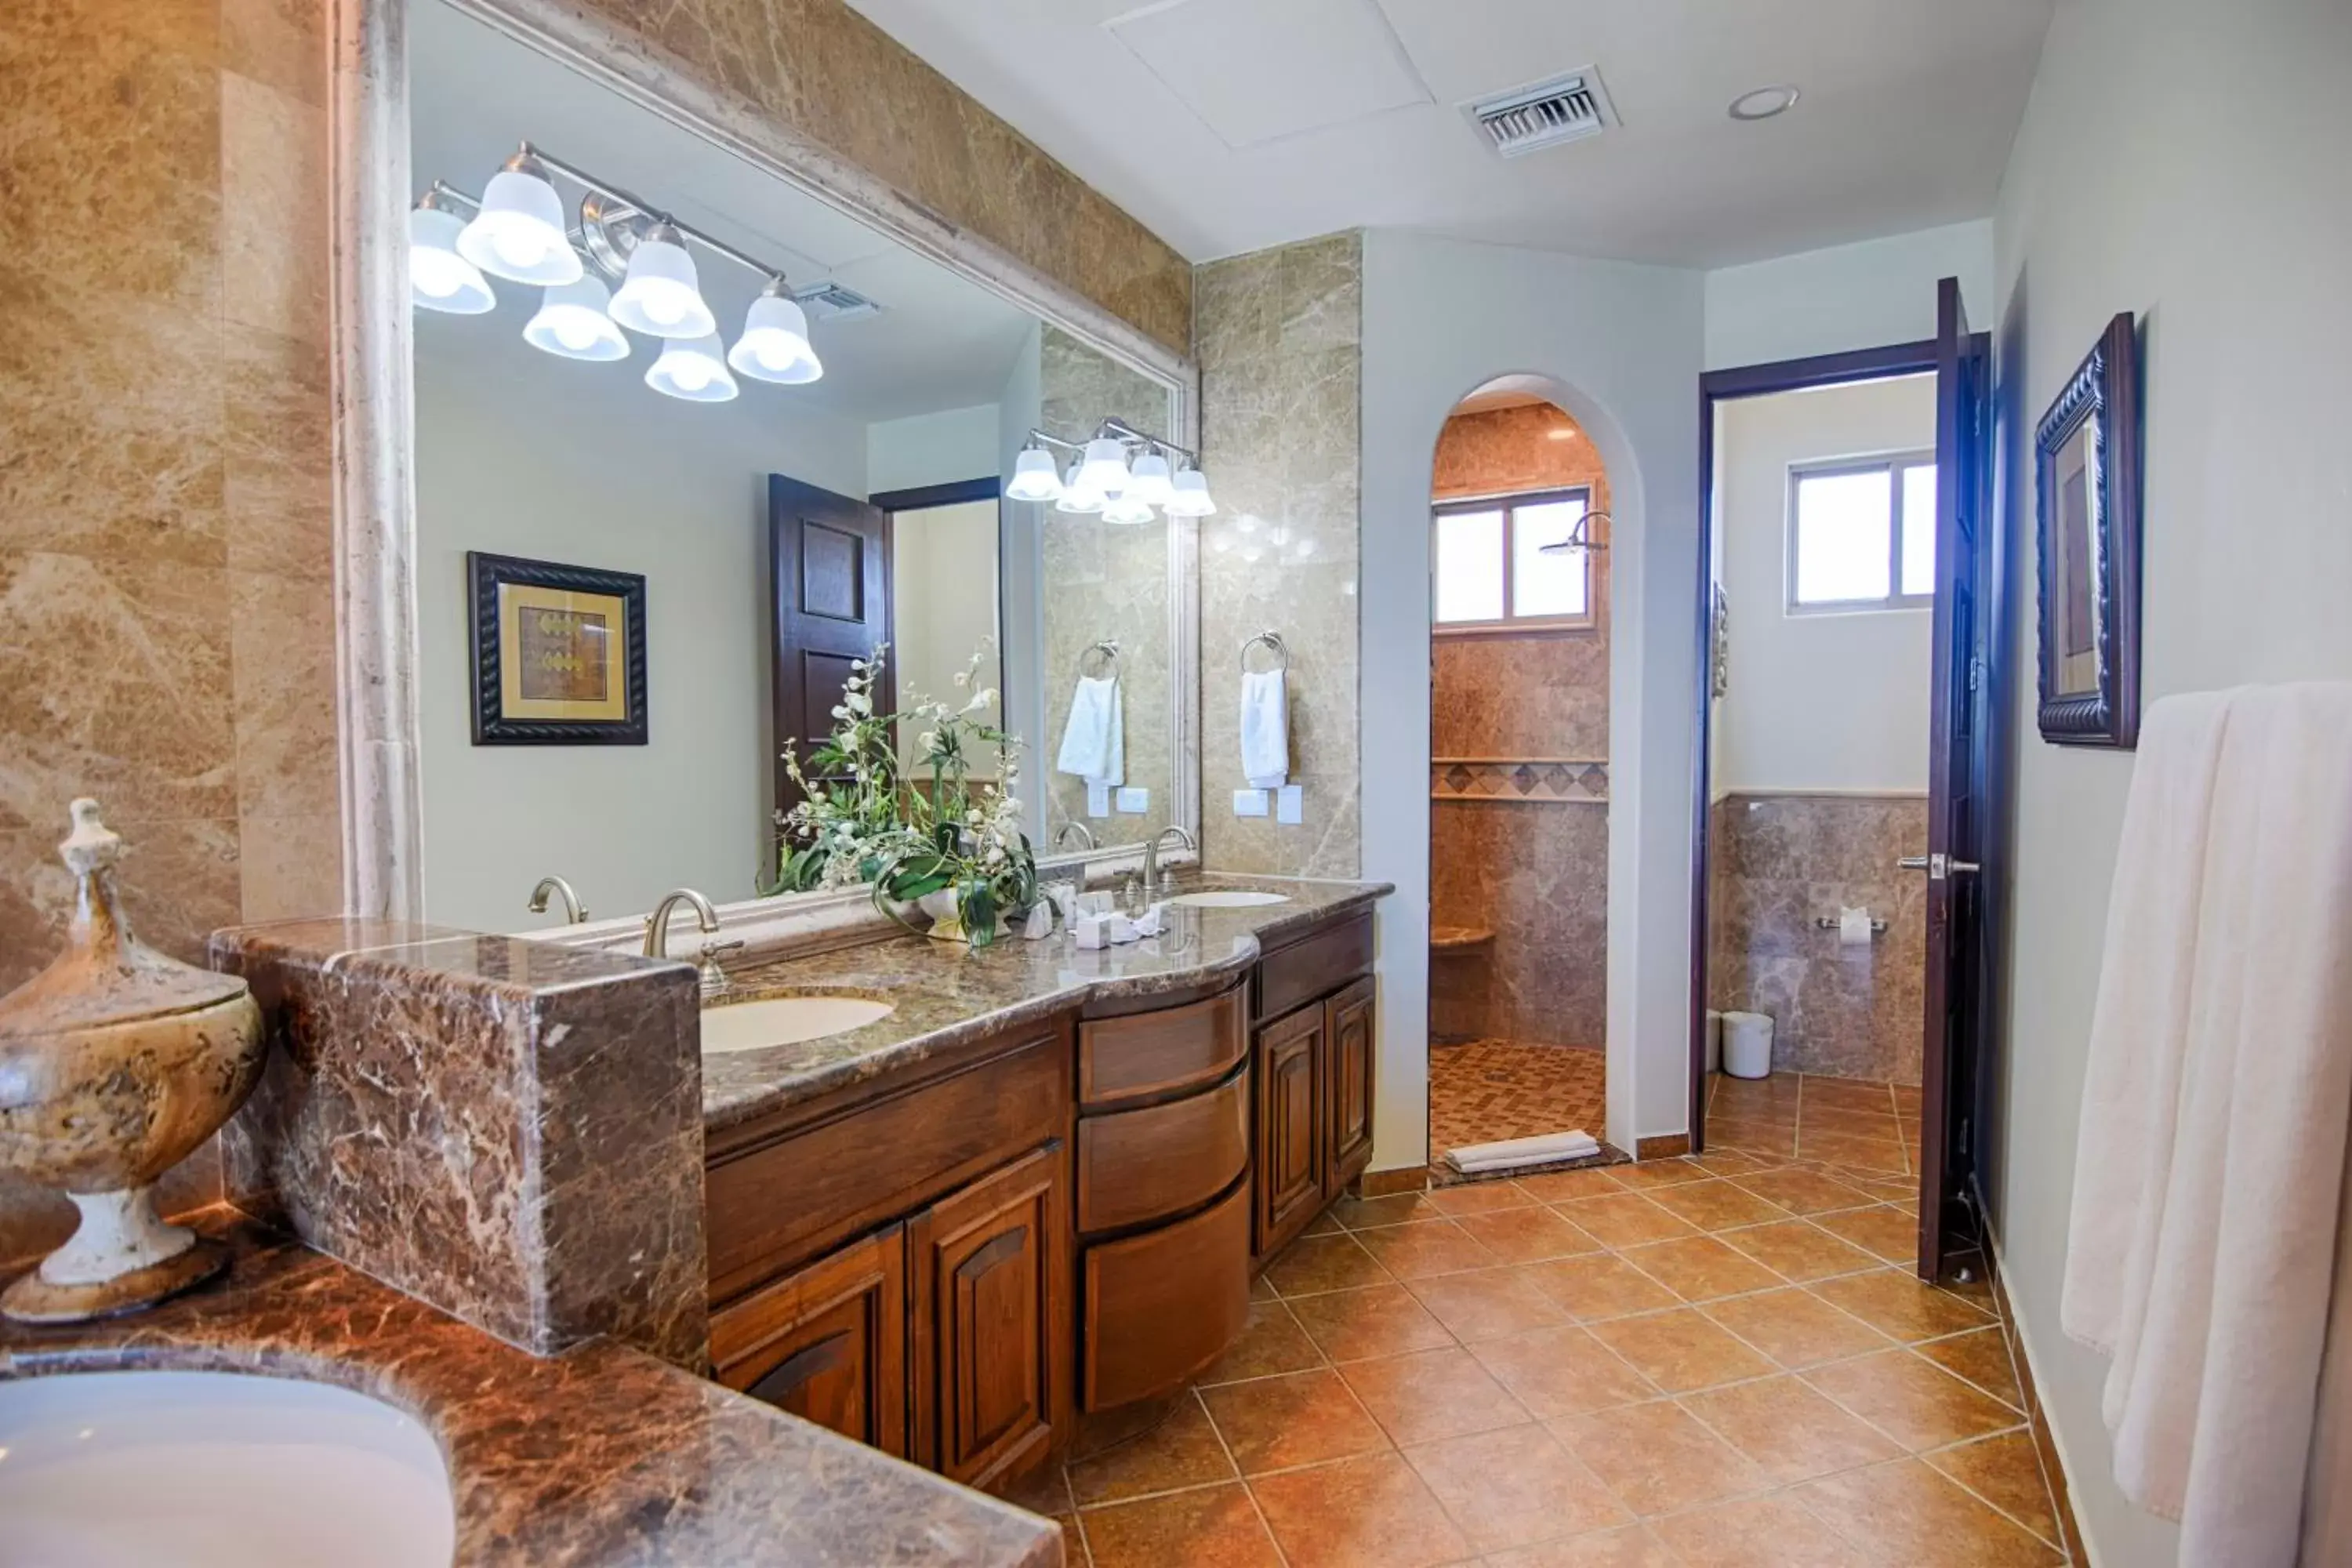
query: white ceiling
409 0 1036 425
842 0 2054 267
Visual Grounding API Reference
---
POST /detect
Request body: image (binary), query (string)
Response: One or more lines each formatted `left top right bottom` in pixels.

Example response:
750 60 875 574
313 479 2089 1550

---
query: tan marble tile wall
1196 233 1362 877
1707 793 1929 1084
1432 401 1611 502
1430 799 1608 1048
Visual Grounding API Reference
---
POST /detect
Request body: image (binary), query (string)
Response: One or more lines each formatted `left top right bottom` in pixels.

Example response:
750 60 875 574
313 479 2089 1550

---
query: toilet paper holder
1815 914 1888 935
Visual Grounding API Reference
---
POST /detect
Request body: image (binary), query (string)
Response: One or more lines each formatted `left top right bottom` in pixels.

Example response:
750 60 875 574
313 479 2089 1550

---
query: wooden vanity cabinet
1252 912 1379 1263
710 1224 909 1457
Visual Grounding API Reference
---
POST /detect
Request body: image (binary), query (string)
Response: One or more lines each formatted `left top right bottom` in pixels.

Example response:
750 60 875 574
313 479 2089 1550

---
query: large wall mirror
398 0 1198 934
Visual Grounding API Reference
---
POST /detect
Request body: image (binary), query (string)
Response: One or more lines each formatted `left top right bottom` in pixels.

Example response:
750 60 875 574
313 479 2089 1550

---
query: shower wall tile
1429 798 1608 1047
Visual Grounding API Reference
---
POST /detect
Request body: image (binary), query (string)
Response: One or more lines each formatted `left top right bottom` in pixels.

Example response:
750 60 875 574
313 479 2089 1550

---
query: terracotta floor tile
1485 1524 1682 1567
1425 1178 1537 1215
1617 1236 1787 1303
1706 1118 1800 1157
995 1458 1074 1518
1285 1283 1456 1363
1338 1345 1532 1446
1586 1307 1775 1394
1551 1401 1769 1516
1716 1220 1882 1284
1066 1392 1240 1505
1249 1272 1278 1302
1606 1157 1714 1189
1797 1131 1911 1174
1926 1428 2063 1548
1679 1374 1903 1484
1645 1178 1793 1232
1059 1513 1090 1566
1810 1203 1919 1264
1730 1167 1878 1217
1797 1457 2062 1566
1689 1147 1786 1178
1647 1492 1871 1567
1800 1078 1900 1115
1079 1482 1282 1568
1799 1104 1905 1141
1515 1167 1632 1201
1553 1192 1701 1247
1521 1253 1683 1322
1199 1367 1389 1474
1809 1269 1994 1343
1248 1453 1472 1568
1330 1190 1445 1229
1452 1204 1605 1263
1196 1299 1327 1385
1711 1076 1806 1115
1467 1323 1661 1418
1842 1174 1922 1210
1915 1325 2024 1409
1265 1232 1394 1297
1700 1287 1895 1369
1353 1217 1499 1280
1402 1423 1631 1552
1406 1265 1568 1341
1802 1349 2023 1451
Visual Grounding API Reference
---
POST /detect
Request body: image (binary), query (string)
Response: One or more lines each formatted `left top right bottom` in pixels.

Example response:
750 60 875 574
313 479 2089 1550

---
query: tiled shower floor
1003 1146 2067 1567
1428 1039 1609 1167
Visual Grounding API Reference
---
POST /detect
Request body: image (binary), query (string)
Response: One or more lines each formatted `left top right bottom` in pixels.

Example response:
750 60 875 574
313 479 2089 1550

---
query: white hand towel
2061 683 2352 1567
1054 674 1123 786
1240 668 1289 789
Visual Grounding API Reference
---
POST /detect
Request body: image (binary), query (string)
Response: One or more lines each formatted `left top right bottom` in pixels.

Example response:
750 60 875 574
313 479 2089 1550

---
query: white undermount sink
0 1370 455 1568
701 994 895 1054
1167 889 1291 909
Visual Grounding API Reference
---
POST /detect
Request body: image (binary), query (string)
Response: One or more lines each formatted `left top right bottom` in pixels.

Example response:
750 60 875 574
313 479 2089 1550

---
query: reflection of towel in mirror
1241 669 1289 789
1055 675 1123 786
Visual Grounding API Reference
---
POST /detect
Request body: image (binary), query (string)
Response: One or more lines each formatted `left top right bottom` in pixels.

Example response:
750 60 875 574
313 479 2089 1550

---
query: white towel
1444 1130 1599 1174
1054 675 1123 787
2061 684 2352 1567
1240 668 1288 789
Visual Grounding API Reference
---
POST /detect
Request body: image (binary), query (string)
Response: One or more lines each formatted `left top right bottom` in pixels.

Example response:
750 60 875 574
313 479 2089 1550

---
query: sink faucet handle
695 938 746 1000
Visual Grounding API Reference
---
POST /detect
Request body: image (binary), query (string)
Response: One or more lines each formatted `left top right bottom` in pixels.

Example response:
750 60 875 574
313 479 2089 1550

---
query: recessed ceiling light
1729 85 1801 122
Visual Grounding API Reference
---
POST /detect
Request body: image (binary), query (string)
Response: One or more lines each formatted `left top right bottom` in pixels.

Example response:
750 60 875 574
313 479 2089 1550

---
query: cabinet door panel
711 1223 907 1457
910 1143 1069 1488
1254 1003 1325 1261
1324 977 1377 1196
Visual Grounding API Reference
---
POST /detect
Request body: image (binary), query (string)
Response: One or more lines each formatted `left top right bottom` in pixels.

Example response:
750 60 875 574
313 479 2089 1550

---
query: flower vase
916 889 967 943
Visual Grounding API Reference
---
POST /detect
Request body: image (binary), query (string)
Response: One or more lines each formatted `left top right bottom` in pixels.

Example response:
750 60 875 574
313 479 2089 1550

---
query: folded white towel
1240 668 1288 789
1444 1130 1599 1173
1054 674 1123 787
2062 683 2352 1567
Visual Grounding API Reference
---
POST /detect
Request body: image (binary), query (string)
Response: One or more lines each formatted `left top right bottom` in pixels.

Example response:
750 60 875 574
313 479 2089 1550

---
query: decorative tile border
1431 758 1610 803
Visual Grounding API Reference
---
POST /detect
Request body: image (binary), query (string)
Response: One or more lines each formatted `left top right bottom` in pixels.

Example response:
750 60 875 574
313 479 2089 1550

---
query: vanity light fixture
609 221 716 339
1076 437 1132 498
1101 493 1156 526
456 148 583 285
644 333 739 402
1016 419 1217 523
728 279 822 383
1006 443 1065 502
1163 466 1217 518
1054 459 1106 515
408 195 495 314
524 274 630 361
1124 449 1174 507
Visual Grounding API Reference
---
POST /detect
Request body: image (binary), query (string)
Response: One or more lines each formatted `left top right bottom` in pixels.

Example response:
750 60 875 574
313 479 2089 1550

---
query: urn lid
0 800 250 1041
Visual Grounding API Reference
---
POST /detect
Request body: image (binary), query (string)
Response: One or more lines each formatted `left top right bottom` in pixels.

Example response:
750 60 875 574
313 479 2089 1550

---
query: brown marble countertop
703 874 1391 1133
0 1218 1060 1568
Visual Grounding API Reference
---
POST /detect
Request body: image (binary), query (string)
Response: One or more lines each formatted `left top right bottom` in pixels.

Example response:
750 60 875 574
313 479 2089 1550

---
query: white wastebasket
1704 1010 1723 1076
1722 1011 1774 1080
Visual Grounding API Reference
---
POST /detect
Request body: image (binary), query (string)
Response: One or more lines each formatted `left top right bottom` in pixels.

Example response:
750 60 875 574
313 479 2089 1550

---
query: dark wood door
710 1223 908 1457
1918 277 1997 1281
770 474 892 822
1323 978 1377 1197
1254 1003 1326 1260
909 1144 1068 1490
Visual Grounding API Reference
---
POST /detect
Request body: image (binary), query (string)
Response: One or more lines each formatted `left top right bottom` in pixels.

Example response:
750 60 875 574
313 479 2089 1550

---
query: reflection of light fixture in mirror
524 274 629 361
610 221 716 340
1163 466 1217 517
408 198 495 314
1076 437 1131 498
1007 445 1064 502
1537 508 1611 554
1055 459 1105 514
728 279 822 383
1101 494 1156 526
1124 450 1174 507
456 149 582 285
644 334 738 402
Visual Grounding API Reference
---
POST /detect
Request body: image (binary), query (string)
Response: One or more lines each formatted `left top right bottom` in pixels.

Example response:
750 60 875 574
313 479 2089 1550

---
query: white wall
1704 220 1993 370
866 403 1002 495
412 308 869 932
1987 1 2352 1562
1362 230 1704 1158
891 498 1003 772
1716 376 1936 794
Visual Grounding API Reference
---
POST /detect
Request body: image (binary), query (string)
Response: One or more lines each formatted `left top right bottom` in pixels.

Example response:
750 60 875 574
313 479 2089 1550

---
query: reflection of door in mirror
875 485 1006 789
770 476 893 826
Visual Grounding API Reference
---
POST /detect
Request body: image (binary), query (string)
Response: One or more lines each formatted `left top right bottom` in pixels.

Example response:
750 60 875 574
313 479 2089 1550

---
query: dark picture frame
2034 312 2142 748
467 551 648 746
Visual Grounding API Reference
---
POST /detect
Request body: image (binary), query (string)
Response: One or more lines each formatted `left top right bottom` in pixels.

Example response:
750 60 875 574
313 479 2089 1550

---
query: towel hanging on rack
1056 643 1123 786
1240 631 1288 790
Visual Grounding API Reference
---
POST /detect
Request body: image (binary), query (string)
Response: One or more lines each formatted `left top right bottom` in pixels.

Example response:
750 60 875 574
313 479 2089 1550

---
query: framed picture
2034 312 2142 749
467 552 648 745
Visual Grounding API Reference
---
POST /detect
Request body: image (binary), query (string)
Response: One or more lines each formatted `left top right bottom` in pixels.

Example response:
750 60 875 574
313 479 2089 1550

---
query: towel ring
1240 630 1288 673
1078 639 1120 680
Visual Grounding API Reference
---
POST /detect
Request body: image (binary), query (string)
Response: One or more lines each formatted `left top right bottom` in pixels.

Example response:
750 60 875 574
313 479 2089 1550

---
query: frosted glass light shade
609 225 716 339
456 159 581 286
728 288 822 383
1075 437 1130 498
1007 447 1063 502
523 275 629 361
408 206 495 314
1163 467 1217 517
1101 494 1156 526
1123 451 1174 507
644 334 738 402
1054 459 1105 514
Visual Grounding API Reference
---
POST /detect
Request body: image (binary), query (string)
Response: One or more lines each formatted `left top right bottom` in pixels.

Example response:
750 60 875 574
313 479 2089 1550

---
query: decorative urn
0 800 266 1323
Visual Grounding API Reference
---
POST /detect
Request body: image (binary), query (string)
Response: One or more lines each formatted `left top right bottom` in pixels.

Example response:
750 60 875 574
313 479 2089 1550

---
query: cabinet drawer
1256 911 1374 1022
1076 1062 1250 1235
711 1224 907 1457
1078 984 1246 1109
1081 1178 1251 1410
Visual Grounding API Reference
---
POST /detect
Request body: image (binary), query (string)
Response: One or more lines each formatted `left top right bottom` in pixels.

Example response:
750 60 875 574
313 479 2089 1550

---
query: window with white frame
1432 488 1595 632
1787 452 1937 612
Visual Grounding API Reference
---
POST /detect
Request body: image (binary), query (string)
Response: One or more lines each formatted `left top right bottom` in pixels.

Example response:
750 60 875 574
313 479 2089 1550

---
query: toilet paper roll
1838 906 1874 946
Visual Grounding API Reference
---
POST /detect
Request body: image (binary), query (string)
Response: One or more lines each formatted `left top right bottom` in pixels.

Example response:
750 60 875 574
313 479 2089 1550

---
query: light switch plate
1232 788 1270 818
1276 784 1304 825
1116 786 1149 814
1086 781 1110 818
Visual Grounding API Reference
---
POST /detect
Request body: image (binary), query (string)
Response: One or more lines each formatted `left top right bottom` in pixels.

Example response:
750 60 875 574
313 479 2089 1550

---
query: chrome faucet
526 874 588 924
644 888 742 999
1052 821 1098 852
1142 826 1199 898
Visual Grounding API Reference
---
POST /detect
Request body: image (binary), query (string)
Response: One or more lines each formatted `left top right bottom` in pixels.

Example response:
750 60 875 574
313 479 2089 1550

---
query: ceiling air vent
791 281 882 322
1465 68 1616 159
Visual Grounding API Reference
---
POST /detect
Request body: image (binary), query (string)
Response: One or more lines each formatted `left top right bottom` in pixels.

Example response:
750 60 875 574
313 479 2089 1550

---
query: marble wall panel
1429 799 1608 1048
1196 233 1363 877
1707 793 1929 1084
211 918 707 1363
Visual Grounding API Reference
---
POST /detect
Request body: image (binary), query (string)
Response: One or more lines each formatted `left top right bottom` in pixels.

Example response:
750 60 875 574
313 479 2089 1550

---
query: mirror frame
332 0 1201 924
